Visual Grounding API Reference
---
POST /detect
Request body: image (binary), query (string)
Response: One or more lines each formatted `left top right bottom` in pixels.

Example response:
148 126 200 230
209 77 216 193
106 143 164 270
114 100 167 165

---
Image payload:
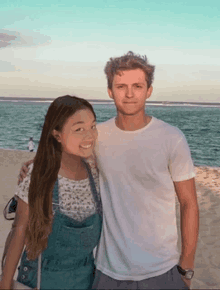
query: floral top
15 157 100 222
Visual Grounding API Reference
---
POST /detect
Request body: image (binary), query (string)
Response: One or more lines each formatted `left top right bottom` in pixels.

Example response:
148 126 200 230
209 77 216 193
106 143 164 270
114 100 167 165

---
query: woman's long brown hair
25 95 96 260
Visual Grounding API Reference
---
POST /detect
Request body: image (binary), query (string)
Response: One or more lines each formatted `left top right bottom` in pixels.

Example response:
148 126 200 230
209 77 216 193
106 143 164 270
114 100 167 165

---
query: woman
0 95 102 289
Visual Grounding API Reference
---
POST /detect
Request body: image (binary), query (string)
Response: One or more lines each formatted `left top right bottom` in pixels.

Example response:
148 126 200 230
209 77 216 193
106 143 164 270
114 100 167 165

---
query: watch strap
177 265 194 280
177 265 186 275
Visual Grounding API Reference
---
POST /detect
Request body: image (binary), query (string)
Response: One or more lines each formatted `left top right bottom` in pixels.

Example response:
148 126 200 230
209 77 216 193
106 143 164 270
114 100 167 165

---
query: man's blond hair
104 51 155 89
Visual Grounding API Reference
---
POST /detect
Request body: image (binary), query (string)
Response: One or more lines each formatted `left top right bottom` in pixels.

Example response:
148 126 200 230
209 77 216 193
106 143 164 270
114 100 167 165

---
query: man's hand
181 276 191 288
179 258 193 289
17 159 34 185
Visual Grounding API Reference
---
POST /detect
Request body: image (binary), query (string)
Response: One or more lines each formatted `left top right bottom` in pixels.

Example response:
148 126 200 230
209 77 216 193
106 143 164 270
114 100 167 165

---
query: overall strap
82 159 102 216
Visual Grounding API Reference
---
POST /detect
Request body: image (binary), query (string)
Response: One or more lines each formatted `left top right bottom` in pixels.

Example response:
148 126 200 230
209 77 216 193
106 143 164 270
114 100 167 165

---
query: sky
0 0 220 102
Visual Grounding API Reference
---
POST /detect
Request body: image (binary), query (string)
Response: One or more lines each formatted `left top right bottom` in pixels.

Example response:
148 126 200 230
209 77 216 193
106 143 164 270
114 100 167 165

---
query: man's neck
115 113 152 131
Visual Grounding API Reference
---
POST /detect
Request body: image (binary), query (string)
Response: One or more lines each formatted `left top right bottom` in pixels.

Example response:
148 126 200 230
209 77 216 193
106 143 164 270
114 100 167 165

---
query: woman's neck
59 153 87 180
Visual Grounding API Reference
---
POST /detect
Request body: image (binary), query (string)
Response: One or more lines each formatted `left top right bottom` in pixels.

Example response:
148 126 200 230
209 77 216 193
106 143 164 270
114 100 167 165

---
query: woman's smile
80 143 93 149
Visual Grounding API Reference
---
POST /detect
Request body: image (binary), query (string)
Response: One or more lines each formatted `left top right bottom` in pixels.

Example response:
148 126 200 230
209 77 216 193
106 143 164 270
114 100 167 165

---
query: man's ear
108 88 113 99
146 86 153 100
52 129 61 142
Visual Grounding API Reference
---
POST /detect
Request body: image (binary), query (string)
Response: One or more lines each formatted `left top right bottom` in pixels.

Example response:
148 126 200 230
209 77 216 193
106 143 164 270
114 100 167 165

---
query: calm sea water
0 101 219 167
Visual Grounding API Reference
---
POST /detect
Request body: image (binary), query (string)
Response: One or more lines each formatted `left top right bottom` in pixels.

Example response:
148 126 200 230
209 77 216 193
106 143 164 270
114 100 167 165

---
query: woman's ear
52 129 61 142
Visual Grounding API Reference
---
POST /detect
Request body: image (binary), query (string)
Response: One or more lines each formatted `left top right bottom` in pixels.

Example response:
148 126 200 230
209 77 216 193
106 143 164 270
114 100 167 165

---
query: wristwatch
177 265 194 280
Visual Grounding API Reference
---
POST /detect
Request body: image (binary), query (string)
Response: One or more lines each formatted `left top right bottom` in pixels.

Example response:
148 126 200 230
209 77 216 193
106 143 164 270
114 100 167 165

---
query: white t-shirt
28 141 35 151
95 116 195 281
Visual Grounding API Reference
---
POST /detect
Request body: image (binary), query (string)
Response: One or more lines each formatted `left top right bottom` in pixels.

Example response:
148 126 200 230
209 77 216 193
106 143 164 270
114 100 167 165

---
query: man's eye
117 86 123 89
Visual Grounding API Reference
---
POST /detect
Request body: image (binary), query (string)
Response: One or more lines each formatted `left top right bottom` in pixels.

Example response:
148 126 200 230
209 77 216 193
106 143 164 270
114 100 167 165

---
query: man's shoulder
153 117 184 138
97 117 115 130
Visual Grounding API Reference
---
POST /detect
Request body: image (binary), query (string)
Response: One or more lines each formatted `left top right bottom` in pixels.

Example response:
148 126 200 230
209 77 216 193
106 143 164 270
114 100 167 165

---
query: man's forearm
179 203 199 269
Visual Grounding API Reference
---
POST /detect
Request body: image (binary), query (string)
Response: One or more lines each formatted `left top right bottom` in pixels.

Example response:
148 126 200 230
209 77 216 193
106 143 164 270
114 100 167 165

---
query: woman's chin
79 148 94 158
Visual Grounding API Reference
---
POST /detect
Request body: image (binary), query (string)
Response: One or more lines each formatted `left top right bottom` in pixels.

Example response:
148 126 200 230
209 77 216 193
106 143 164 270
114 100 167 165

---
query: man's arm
18 159 34 184
174 177 199 286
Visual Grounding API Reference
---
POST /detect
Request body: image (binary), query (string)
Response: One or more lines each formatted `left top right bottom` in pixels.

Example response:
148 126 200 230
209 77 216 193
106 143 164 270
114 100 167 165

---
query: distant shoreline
1 96 220 106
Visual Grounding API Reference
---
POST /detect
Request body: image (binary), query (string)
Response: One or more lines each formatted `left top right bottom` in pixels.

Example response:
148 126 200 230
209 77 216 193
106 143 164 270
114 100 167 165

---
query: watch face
185 270 194 280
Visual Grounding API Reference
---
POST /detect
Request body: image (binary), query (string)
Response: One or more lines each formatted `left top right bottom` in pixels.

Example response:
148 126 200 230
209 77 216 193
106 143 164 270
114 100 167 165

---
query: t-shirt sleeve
15 163 33 204
169 135 195 182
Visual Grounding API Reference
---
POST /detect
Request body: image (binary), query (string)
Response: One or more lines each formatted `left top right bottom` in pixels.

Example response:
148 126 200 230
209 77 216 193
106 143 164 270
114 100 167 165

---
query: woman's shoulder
85 154 97 171
84 154 99 185
15 163 34 204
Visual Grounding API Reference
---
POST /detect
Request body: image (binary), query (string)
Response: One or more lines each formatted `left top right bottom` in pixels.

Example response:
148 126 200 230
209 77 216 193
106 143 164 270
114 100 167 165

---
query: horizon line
0 96 220 106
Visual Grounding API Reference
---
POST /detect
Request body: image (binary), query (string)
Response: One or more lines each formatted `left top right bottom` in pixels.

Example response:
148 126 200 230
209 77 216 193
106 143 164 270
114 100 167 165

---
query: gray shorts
92 265 189 289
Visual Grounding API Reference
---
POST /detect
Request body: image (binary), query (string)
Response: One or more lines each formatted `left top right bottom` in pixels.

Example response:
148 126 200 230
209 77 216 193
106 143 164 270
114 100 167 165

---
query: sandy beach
176 166 220 289
0 148 220 289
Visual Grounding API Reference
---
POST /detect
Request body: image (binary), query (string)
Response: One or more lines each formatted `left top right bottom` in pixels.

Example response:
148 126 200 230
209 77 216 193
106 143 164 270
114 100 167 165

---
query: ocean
0 100 219 167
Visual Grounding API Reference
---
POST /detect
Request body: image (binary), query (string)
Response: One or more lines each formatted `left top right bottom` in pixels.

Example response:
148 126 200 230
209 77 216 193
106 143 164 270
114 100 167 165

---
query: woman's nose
84 129 96 140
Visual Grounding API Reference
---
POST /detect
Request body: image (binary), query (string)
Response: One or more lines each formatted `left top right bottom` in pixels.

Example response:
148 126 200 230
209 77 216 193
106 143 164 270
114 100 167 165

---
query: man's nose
126 87 134 98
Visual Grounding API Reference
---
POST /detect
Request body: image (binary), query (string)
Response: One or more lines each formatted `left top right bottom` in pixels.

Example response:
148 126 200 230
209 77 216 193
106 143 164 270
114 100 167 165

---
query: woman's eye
75 128 84 132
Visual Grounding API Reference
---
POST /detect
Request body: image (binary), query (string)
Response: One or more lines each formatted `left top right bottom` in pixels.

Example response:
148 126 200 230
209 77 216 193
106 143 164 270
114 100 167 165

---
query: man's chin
118 108 143 116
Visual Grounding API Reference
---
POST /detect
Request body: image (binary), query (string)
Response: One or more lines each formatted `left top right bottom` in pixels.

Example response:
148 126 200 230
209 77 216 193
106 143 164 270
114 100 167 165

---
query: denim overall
17 160 102 289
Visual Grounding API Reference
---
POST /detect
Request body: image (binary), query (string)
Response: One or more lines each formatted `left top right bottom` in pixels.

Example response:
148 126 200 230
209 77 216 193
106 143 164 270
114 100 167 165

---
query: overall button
21 275 26 280
23 267 28 271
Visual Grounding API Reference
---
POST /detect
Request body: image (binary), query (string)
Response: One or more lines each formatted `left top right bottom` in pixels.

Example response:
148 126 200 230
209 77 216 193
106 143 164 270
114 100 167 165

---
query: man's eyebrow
71 119 96 126
115 82 145 85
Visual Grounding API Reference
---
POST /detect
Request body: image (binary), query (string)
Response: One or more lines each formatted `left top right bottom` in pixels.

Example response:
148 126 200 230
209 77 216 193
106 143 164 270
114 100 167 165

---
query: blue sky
0 0 220 102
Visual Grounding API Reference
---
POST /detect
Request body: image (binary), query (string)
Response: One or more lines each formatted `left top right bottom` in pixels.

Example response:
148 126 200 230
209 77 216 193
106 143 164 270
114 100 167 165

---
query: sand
0 148 220 289
176 166 220 289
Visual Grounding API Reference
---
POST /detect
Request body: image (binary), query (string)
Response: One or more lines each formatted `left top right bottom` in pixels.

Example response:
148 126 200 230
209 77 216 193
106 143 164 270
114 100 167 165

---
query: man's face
108 69 153 116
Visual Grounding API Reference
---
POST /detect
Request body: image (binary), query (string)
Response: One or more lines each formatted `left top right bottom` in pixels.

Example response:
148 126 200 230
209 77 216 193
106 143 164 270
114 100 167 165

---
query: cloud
0 60 16 72
0 29 51 49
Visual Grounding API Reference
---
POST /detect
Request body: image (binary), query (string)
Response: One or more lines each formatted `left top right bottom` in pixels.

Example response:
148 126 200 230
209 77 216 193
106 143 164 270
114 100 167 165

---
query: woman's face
54 109 98 159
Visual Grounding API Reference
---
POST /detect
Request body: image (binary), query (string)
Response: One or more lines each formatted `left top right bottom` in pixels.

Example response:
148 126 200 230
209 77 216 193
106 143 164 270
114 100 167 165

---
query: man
92 52 199 289
27 137 35 152
19 52 199 289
